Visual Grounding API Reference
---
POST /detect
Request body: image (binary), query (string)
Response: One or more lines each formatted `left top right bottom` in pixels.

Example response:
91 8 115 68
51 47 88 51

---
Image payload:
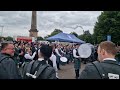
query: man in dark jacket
0 41 21 79
23 45 57 79
79 41 120 79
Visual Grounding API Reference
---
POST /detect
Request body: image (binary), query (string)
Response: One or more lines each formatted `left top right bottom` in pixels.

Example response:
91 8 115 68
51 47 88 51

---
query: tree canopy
37 36 44 41
5 36 13 41
78 30 93 44
94 11 120 44
70 32 79 37
44 29 63 39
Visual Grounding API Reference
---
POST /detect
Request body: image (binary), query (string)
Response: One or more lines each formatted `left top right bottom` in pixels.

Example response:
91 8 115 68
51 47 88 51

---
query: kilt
74 58 81 70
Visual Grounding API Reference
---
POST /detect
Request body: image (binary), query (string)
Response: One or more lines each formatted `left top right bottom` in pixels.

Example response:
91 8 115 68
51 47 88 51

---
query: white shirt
55 48 61 57
35 47 37 50
73 49 80 58
103 58 116 61
38 57 44 61
50 53 58 71
60 48 66 54
50 53 59 78
24 52 36 60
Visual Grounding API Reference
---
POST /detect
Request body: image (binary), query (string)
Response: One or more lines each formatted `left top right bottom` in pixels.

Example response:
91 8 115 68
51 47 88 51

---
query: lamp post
62 24 85 34
76 25 85 34
71 25 85 34
0 25 4 37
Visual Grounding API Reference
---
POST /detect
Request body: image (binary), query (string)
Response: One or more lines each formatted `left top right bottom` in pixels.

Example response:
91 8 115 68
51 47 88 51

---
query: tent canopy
46 32 85 44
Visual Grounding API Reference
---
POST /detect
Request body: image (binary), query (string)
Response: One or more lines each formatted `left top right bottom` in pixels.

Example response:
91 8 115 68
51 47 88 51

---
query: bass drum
78 44 92 58
60 57 68 65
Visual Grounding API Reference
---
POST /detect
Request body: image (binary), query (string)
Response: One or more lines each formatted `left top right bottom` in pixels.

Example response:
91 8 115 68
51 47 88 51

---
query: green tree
37 36 44 41
5 36 13 41
78 30 94 44
44 29 63 39
78 34 94 44
0 36 5 42
94 11 120 44
50 29 63 36
70 32 78 37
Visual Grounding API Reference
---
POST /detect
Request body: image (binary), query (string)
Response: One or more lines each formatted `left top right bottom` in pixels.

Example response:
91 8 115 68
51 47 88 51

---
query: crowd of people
0 40 120 79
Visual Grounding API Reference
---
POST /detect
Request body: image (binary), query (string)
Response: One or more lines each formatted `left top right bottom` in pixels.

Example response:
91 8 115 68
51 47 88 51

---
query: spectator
0 41 21 79
79 41 120 79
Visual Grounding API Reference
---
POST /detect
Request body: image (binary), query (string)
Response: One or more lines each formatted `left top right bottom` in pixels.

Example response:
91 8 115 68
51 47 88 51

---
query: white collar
103 58 116 61
38 58 44 61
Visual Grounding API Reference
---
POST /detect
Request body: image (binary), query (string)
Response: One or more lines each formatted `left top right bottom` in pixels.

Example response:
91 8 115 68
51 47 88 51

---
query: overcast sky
0 11 102 38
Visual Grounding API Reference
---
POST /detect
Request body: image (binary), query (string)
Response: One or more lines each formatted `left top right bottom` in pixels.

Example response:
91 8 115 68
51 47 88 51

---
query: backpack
0 56 10 63
24 60 50 79
48 59 53 67
92 61 120 79
0 56 11 75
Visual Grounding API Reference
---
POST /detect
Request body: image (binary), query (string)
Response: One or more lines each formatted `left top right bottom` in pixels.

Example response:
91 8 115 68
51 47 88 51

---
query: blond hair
99 41 118 55
25 47 31 52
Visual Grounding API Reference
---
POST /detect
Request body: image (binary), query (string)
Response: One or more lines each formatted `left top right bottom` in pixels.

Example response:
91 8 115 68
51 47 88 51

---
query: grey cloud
37 11 102 36
0 11 31 28
0 11 102 37
37 11 101 31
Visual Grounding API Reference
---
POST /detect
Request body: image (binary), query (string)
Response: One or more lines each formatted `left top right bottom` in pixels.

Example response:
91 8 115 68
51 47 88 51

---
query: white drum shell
78 44 92 58
60 57 68 62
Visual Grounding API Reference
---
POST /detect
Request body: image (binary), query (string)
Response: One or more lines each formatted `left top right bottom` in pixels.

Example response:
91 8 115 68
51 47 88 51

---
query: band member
24 47 36 62
73 44 81 79
55 45 62 70
50 45 59 78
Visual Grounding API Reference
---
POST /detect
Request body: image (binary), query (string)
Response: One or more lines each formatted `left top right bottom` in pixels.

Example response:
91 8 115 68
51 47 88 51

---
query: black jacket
23 60 57 79
0 53 22 79
79 60 120 79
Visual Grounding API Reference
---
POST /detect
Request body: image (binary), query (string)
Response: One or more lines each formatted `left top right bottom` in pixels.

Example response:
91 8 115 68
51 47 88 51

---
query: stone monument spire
29 11 38 37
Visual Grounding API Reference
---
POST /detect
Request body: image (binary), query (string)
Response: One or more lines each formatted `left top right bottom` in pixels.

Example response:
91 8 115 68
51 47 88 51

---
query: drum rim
60 57 68 62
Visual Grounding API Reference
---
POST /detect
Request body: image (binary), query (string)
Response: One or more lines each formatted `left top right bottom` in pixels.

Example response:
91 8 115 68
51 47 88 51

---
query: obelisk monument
29 11 38 37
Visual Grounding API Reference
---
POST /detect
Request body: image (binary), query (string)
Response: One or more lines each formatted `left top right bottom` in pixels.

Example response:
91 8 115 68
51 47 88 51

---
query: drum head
60 57 68 62
78 44 92 58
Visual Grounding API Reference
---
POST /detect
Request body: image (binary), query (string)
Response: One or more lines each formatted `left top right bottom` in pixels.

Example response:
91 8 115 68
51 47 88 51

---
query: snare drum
60 57 68 65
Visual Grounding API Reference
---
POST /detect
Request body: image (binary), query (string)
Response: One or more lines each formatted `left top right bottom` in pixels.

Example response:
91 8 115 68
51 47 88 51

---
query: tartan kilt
74 58 81 70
